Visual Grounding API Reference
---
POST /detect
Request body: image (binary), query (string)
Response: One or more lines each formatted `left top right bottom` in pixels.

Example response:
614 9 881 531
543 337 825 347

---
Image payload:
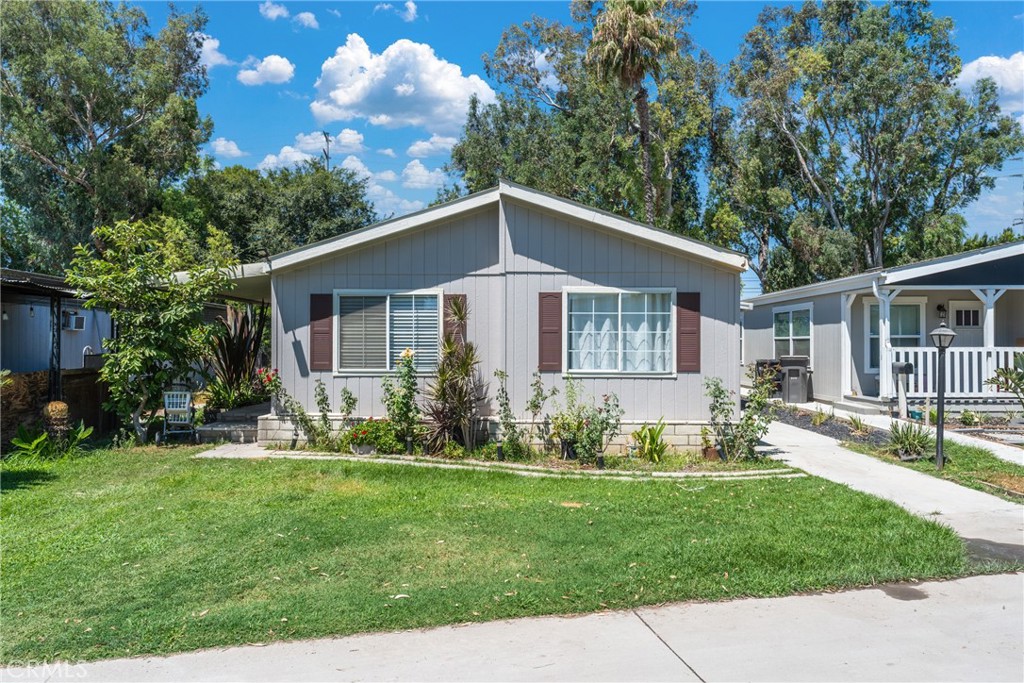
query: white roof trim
744 240 1023 306
266 181 747 273
499 181 747 271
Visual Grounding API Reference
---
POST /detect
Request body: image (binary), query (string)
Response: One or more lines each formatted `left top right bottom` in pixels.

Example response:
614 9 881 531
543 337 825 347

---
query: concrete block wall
257 414 706 453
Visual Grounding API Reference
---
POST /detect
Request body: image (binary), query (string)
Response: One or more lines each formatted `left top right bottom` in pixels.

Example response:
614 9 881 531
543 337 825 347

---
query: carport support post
48 295 62 401
971 288 1006 390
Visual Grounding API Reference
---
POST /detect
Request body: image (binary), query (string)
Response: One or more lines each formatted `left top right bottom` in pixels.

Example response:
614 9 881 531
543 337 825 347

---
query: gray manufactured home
742 242 1024 411
230 181 748 447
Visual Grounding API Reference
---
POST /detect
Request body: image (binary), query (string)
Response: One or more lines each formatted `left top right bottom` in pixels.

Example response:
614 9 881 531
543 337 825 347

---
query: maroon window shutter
443 294 467 346
309 294 333 372
538 292 562 372
677 292 701 373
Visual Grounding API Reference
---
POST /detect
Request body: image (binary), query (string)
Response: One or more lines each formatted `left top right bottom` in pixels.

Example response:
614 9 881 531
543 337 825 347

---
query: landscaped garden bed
1 443 1004 664
775 405 1024 502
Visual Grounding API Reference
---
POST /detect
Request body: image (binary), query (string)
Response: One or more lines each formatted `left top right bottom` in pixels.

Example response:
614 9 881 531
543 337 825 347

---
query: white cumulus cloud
957 52 1024 113
372 1 418 22
378 148 397 158
198 34 234 69
293 129 365 154
238 55 295 86
211 137 247 158
400 1 418 22
259 0 289 20
311 34 495 135
258 146 314 171
368 184 424 216
401 159 445 189
406 134 457 158
293 11 319 29
327 8 342 18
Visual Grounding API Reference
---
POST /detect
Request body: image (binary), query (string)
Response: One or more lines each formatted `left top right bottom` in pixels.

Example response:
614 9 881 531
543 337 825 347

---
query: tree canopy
1 0 212 271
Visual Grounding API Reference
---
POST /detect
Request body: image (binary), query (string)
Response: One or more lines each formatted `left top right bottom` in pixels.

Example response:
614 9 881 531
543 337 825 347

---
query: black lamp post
929 322 957 470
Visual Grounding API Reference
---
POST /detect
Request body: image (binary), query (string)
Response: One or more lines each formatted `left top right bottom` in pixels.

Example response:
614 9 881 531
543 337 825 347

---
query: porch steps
196 402 269 444
834 396 890 416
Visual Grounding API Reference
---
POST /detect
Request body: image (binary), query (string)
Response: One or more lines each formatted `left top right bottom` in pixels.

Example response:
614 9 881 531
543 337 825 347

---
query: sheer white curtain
622 293 671 372
568 293 618 370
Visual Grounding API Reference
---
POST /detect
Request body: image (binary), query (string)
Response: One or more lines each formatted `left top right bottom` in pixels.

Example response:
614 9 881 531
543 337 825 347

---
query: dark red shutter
677 292 701 373
309 294 333 372
538 292 562 372
443 294 467 346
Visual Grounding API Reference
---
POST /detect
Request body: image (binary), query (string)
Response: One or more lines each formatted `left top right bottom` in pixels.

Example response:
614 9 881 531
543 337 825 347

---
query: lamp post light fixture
929 322 957 470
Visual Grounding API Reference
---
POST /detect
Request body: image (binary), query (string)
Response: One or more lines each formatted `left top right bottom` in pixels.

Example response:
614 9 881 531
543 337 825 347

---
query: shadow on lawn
1 467 57 492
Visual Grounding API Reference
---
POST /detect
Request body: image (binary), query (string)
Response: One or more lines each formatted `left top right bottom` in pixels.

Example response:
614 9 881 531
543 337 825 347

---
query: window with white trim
566 290 673 373
336 292 440 372
951 301 982 328
866 302 923 372
773 306 811 358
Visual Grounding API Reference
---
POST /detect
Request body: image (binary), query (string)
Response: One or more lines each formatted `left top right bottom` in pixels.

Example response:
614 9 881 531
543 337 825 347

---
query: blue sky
144 0 1023 267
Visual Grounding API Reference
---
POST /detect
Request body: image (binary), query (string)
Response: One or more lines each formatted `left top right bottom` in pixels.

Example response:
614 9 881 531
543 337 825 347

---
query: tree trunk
635 87 656 225
133 391 149 444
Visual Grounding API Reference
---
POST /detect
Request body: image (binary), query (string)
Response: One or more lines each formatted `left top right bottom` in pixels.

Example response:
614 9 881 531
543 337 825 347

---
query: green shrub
441 440 467 459
959 409 981 427
847 414 867 434
811 407 834 427
424 299 485 453
632 419 669 463
886 421 935 460
381 351 421 443
985 352 1024 411
347 418 402 454
8 421 93 463
704 364 778 461
548 378 623 463
493 370 526 459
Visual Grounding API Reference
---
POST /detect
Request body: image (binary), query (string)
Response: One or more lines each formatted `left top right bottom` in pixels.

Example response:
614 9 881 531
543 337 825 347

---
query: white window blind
337 292 440 372
339 295 387 370
389 294 439 371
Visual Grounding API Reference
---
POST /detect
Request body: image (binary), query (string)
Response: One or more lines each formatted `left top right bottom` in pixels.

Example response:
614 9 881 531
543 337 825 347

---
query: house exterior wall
745 287 1024 402
268 198 742 434
742 292 844 402
0 296 110 373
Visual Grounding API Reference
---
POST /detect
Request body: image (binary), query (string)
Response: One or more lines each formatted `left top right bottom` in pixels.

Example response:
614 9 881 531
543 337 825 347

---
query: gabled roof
744 240 1024 305
266 180 748 272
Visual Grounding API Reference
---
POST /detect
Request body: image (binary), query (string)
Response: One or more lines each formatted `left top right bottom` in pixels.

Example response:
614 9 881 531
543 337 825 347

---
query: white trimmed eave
743 272 880 307
269 188 501 272
498 181 748 272
882 240 1024 286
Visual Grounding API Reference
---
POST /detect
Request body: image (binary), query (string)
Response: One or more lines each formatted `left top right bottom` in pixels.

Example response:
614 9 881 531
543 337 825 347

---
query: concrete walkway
763 421 1024 561
4 573 1021 682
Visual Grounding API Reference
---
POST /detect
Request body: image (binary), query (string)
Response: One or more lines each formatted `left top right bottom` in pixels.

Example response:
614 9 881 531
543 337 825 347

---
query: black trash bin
780 355 811 403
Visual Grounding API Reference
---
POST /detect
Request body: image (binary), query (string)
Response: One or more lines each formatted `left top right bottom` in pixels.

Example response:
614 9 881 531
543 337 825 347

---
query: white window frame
949 300 982 329
771 303 814 367
332 288 443 375
863 296 926 374
561 286 676 377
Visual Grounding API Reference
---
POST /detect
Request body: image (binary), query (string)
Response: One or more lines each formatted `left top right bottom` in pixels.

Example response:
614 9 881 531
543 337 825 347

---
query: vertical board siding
273 200 741 422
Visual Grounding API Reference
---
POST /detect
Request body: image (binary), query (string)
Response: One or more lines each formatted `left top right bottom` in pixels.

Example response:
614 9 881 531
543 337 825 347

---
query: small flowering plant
349 419 376 447
257 367 281 396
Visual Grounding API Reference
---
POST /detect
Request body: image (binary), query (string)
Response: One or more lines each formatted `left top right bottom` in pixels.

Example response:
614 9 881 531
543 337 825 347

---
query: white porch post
971 288 1006 390
872 282 902 399
840 293 855 398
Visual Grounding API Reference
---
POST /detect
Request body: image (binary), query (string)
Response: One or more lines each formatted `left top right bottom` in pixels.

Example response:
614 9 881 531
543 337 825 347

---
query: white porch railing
889 347 1022 399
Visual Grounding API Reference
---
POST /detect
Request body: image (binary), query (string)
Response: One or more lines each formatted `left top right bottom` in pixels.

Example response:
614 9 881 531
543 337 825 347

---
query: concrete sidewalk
3 573 1021 682
763 421 1024 561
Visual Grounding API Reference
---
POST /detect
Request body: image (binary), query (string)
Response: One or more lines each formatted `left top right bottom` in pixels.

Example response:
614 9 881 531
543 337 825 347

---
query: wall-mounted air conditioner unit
62 311 86 331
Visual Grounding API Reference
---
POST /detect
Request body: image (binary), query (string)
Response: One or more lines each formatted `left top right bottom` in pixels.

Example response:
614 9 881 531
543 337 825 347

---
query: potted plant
700 426 719 461
348 421 376 455
550 411 582 460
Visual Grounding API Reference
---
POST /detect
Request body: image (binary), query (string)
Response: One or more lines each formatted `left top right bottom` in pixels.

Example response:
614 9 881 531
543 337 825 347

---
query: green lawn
844 440 1024 502
0 445 985 663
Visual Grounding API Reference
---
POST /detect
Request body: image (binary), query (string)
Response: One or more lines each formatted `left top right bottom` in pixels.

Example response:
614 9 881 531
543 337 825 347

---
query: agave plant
210 305 268 400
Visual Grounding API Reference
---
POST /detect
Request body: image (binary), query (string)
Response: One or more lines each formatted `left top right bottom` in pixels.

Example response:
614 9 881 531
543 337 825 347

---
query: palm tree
588 0 675 225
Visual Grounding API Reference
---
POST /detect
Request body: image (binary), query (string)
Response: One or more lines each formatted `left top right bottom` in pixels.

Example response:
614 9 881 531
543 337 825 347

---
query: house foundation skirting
256 414 709 451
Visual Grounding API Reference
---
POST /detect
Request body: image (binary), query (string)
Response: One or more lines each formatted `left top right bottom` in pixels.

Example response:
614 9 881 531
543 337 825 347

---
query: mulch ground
774 406 890 449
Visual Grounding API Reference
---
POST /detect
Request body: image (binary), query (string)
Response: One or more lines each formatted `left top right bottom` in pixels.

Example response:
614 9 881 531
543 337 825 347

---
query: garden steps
196 402 269 443
195 443 806 482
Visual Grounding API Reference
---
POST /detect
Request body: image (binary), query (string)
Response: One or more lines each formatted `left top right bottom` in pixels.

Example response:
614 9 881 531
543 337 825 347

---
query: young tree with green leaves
0 0 212 271
66 217 235 443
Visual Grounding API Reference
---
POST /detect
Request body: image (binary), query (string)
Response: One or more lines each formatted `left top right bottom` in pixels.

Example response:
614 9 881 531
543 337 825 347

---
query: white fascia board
269 189 500 272
498 182 748 272
743 273 879 307
882 241 1024 285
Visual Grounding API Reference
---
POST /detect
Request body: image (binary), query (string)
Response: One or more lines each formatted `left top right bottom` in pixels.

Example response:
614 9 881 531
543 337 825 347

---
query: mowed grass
844 440 1024 502
2 445 972 663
